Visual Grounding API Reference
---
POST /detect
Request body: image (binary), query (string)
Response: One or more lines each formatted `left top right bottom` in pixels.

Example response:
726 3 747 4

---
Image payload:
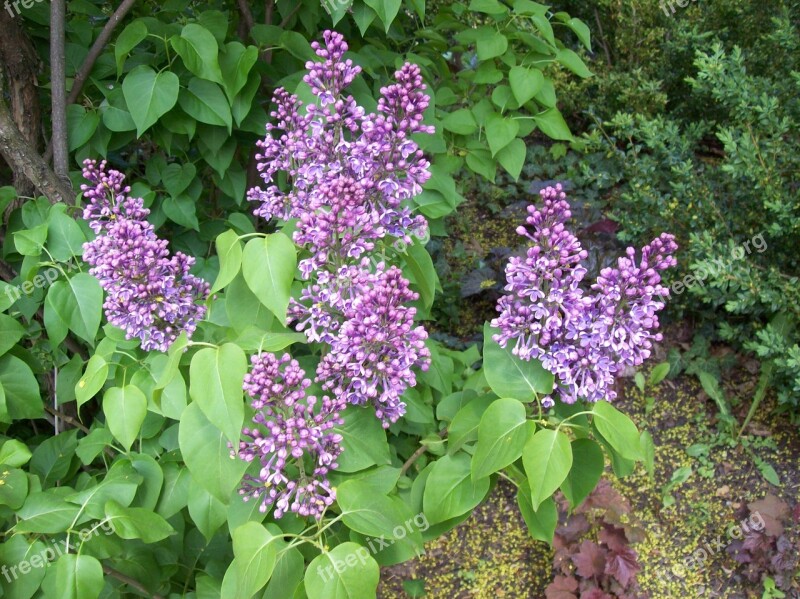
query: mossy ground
379 364 799 598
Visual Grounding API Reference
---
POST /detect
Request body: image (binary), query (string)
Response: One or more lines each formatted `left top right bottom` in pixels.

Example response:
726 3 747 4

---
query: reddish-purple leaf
572 540 607 579
545 575 579 599
598 524 629 553
557 513 591 544
605 545 640 589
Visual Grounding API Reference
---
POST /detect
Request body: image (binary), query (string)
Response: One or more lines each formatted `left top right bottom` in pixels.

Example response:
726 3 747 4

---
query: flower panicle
492 183 677 405
80 159 209 352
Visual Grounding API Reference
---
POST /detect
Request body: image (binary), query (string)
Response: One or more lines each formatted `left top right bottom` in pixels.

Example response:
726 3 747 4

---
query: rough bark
0 74 75 205
0 10 42 197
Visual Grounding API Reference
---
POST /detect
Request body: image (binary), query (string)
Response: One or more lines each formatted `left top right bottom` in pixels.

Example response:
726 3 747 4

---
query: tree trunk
0 73 74 205
0 10 42 198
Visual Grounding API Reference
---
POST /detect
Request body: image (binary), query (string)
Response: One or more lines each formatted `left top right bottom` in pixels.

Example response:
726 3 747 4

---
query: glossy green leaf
225 522 278 596
75 354 108 408
179 401 248 501
104 499 174 542
0 354 43 420
44 273 103 344
242 233 297 322
485 113 519 156
334 405 391 472
188 480 227 541
171 23 224 84
114 20 147 76
533 107 573 141
189 343 247 445
404 241 437 310
560 438 604 509
220 42 259 101
0 313 25 356
475 27 508 60
337 480 423 552
447 394 494 454
509 66 544 105
47 205 87 261
517 489 557 543
441 108 477 135
641 430 655 478
305 542 380 599
52 554 104 599
471 398 529 479
66 105 99 151
13 223 48 256
648 362 671 386
0 468 28 509
211 229 243 293
496 137 526 180
483 323 554 401
179 78 232 132
364 0 401 31
423 453 490 524
103 386 147 452
0 439 32 467
122 66 179 136
522 428 572 510
556 48 592 78
592 400 642 461
15 491 79 533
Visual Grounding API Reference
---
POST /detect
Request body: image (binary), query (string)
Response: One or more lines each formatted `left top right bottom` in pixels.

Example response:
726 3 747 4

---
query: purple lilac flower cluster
80 160 209 351
248 29 432 278
492 184 677 405
237 353 343 518
237 32 433 518
309 261 430 426
248 30 432 426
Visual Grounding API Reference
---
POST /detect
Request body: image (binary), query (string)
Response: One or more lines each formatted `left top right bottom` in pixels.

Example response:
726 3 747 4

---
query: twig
278 2 301 28
236 0 255 34
593 7 612 67
263 0 275 62
68 0 139 106
44 0 139 162
45 405 90 434
265 0 274 25
102 565 165 599
50 0 69 180
400 429 446 476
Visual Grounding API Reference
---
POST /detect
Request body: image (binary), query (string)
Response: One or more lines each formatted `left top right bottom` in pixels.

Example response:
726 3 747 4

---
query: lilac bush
80 160 209 351
492 184 678 405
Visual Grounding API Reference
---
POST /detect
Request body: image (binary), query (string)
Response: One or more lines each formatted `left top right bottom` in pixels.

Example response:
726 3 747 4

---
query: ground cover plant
0 0 798 598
